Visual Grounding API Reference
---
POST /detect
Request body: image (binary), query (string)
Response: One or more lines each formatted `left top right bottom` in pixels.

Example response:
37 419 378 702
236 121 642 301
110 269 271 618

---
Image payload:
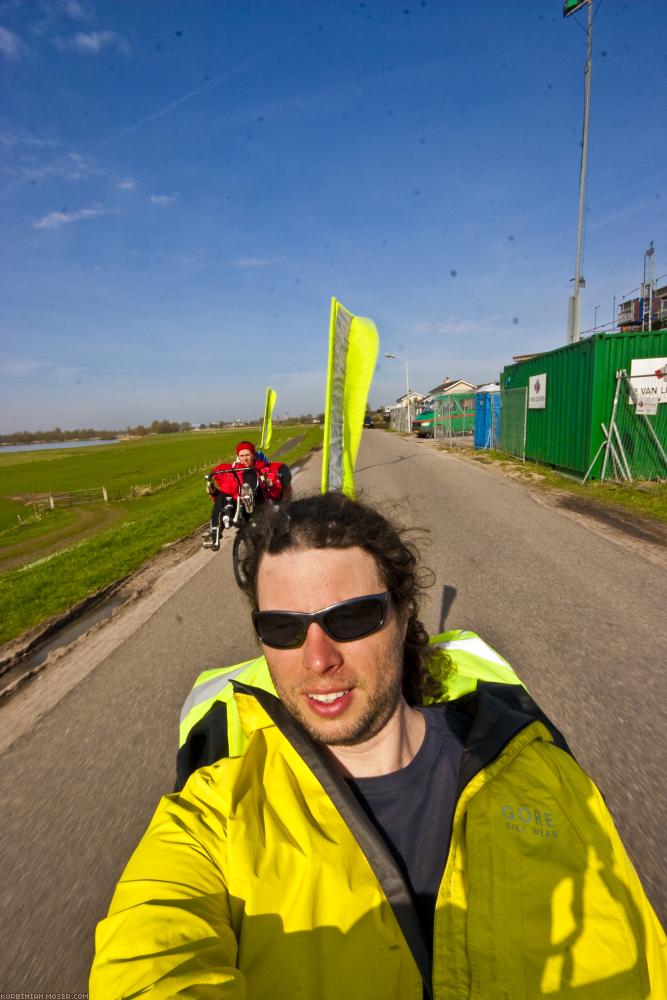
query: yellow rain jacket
91 634 666 999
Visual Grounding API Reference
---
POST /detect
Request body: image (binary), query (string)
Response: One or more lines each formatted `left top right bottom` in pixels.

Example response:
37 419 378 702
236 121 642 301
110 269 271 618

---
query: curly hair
238 492 448 705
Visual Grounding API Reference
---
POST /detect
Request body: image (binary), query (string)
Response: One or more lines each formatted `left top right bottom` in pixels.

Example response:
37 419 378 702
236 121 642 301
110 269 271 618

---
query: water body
0 438 121 455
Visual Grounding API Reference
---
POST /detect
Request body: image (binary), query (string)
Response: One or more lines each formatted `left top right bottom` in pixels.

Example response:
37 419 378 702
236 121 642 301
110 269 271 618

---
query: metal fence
433 394 476 444
498 387 528 460
584 371 667 482
389 407 411 433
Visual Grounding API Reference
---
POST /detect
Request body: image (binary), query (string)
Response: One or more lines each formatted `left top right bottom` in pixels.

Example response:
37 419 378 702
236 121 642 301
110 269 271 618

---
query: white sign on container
628 357 667 406
635 395 659 416
528 373 547 409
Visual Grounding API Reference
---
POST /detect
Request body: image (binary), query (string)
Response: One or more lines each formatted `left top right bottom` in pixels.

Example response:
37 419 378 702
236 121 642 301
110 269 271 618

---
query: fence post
601 371 624 481
521 389 528 461
49 495 54 510
102 486 108 502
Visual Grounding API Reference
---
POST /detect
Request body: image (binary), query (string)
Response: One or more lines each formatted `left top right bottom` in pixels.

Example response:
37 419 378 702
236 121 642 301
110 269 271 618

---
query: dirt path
0 503 122 574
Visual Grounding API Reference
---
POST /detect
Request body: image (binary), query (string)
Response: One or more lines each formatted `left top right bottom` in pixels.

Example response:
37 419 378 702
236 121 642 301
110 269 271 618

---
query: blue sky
2 0 666 432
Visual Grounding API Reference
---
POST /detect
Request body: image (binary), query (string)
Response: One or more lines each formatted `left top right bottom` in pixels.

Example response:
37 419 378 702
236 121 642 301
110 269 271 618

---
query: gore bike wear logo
501 804 559 839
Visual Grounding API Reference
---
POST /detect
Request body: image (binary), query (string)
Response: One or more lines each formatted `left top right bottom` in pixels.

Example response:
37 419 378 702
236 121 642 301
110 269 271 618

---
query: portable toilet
474 387 501 449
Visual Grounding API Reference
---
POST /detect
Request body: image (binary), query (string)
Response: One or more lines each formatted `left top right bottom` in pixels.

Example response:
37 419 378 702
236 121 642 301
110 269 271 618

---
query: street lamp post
385 353 411 434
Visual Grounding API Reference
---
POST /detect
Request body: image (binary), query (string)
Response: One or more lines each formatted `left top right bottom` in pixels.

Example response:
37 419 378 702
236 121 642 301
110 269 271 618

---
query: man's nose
302 623 344 674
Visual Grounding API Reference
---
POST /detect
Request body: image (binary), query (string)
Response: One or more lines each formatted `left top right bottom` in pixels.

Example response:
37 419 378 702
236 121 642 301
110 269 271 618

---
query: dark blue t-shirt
346 705 470 954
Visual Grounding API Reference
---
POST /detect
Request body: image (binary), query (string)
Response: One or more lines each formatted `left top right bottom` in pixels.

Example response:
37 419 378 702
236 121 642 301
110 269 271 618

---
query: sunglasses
252 592 391 650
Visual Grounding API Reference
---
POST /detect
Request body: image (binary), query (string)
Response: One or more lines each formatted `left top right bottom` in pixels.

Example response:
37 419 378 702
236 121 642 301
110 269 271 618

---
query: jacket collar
232 679 570 788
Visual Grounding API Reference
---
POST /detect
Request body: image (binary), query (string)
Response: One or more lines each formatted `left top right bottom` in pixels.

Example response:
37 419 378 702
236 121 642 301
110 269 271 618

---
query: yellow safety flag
321 297 379 497
259 386 277 452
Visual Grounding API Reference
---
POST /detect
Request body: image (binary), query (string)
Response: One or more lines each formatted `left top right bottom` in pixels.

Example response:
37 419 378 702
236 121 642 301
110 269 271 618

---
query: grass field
0 429 256 531
0 426 322 645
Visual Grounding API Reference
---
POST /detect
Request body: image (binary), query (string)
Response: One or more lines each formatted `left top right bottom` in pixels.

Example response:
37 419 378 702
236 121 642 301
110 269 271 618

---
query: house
395 390 427 409
618 283 667 332
426 377 477 399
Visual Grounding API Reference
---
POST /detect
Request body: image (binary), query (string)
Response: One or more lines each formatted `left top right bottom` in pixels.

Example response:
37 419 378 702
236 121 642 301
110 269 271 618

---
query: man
91 493 666 999
203 440 291 551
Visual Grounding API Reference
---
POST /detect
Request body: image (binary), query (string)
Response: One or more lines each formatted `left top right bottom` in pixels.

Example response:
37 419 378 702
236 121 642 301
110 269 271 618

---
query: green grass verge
1 505 82 555
449 446 667 523
0 426 322 645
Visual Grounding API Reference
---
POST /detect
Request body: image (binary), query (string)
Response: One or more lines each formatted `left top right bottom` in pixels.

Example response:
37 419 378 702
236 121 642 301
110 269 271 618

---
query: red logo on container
534 378 541 393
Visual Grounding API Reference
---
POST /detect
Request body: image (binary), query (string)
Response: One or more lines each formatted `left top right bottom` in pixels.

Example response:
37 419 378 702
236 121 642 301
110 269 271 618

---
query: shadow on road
438 585 457 632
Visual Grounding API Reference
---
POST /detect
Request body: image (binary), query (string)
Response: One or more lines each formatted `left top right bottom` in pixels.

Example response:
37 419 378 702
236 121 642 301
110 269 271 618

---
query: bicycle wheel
232 529 249 588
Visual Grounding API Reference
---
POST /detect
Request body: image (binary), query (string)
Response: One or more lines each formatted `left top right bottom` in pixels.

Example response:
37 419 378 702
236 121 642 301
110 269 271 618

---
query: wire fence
433 394 476 444
585 372 667 483
389 408 411 433
498 388 528 460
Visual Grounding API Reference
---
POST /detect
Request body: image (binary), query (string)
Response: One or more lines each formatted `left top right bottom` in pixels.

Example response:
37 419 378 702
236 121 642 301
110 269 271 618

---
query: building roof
427 377 477 396
511 352 545 364
396 390 426 404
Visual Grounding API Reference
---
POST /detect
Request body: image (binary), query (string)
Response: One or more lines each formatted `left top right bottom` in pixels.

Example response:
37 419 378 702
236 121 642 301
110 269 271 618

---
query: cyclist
202 440 291 551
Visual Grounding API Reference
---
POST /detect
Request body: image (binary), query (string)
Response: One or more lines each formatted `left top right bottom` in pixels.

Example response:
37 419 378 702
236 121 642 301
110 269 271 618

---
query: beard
269 657 404 748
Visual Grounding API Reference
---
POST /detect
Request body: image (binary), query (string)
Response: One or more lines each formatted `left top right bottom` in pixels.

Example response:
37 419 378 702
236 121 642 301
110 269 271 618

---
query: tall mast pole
567 0 593 344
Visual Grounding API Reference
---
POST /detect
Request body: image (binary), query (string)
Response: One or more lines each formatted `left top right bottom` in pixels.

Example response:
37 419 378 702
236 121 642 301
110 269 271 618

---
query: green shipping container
501 329 667 479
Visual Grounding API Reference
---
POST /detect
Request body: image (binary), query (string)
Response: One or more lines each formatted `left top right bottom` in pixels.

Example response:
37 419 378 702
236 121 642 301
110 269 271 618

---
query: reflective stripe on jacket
176 629 523 789
92 681 667 999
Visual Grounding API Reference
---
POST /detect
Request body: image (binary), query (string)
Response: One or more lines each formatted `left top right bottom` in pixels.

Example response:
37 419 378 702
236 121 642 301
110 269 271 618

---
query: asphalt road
1 431 665 992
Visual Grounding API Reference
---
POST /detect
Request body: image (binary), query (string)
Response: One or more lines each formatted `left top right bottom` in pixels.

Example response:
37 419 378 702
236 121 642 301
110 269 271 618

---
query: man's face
237 449 254 467
256 546 407 747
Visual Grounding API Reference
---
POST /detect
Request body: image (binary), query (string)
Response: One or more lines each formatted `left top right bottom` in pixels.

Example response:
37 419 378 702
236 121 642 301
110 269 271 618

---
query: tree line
0 415 329 445
0 427 120 445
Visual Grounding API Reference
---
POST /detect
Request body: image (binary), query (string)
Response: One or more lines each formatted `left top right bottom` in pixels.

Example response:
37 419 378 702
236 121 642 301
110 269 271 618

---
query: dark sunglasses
252 592 391 650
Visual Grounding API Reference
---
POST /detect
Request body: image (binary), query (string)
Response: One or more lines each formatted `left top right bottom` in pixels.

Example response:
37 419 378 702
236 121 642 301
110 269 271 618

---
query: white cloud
32 205 113 229
63 151 98 179
150 192 179 205
0 130 59 149
408 317 501 338
3 145 105 186
54 30 130 55
117 177 136 190
0 358 84 379
63 0 93 20
233 256 275 269
0 25 21 57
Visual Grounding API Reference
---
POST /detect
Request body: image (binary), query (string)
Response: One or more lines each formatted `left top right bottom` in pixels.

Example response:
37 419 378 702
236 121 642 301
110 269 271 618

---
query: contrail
94 35 297 151
590 169 667 209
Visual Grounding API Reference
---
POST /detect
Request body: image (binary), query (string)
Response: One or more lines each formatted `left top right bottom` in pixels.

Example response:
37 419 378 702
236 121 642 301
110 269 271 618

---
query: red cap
236 440 256 456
